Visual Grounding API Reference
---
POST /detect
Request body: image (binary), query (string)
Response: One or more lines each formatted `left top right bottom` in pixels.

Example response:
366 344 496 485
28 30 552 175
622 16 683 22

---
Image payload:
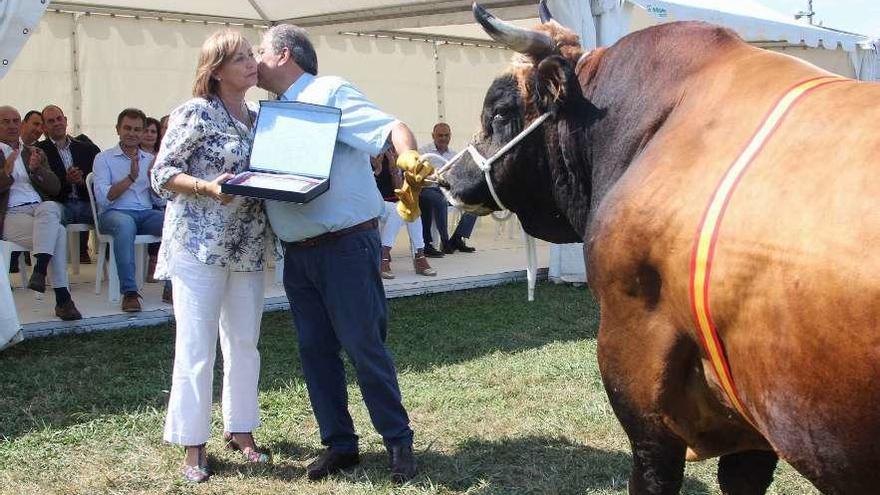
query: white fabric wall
313 34 438 148
437 43 512 148
0 13 77 123
0 12 510 151
765 45 856 78
75 15 268 145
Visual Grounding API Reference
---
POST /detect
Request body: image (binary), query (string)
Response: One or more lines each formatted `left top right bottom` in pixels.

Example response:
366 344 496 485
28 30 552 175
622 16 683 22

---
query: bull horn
538 0 553 23
472 2 554 57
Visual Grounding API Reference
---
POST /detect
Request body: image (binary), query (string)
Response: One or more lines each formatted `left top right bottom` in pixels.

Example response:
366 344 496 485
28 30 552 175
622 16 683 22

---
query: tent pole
71 13 84 137
433 42 445 123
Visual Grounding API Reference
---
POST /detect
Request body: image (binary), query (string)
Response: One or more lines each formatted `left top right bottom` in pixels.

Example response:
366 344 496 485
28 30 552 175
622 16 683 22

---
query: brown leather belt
284 218 378 249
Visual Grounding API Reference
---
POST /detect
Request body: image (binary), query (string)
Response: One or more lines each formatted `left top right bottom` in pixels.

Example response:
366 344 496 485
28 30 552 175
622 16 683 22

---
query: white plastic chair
85 173 161 302
1 240 28 288
66 223 93 275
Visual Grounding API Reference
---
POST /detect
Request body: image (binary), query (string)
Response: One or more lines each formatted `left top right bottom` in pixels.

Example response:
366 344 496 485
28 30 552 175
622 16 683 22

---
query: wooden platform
10 216 550 339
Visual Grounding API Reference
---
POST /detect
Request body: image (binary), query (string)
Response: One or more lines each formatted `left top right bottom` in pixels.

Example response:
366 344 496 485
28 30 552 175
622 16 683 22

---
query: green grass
0 282 817 494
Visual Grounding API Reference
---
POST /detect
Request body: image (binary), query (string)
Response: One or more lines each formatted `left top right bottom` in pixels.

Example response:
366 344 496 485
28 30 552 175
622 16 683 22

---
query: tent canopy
47 1 540 33
624 0 870 51
0 0 875 148
47 0 875 48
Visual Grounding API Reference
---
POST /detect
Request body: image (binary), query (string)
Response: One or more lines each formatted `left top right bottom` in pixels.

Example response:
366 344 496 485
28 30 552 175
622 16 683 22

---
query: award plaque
221 100 340 203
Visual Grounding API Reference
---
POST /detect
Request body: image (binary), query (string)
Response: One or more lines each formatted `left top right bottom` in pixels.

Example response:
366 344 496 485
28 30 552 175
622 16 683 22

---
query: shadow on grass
0 282 597 440
258 282 599 389
206 440 312 482
214 435 711 494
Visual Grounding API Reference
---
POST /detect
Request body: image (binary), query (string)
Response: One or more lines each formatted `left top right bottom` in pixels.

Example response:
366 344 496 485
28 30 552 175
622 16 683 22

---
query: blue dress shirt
92 145 155 213
265 73 396 242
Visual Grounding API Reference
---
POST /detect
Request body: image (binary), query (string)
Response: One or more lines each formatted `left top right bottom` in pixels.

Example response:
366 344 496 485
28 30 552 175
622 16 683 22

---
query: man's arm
385 122 435 222
36 140 70 201
388 121 418 156
24 147 61 197
91 153 115 210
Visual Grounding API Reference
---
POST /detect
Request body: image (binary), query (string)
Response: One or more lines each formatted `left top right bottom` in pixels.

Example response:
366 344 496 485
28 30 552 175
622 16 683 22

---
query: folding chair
0 240 28 288
85 173 161 302
66 223 93 275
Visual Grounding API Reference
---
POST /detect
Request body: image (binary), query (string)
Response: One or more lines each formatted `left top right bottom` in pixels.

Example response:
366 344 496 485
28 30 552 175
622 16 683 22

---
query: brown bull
439 3 880 493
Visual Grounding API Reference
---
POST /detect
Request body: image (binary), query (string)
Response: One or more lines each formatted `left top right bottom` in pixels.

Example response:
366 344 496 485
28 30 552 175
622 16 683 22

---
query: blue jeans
282 228 413 453
98 209 164 293
452 212 477 239
419 187 449 247
63 200 94 225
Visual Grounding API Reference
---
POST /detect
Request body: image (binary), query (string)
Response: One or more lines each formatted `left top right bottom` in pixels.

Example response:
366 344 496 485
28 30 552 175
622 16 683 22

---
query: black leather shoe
27 271 47 293
452 237 476 253
388 444 416 484
306 449 360 481
9 252 20 273
423 244 445 258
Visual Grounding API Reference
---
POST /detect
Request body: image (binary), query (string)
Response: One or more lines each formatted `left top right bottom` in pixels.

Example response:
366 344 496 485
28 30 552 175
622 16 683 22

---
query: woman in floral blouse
151 29 270 483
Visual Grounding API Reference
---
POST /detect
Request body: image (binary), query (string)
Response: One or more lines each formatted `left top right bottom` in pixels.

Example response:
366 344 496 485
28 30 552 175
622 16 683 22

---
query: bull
438 2 880 493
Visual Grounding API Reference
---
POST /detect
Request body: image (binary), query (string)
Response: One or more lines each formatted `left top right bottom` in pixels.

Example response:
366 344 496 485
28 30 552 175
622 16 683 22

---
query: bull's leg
598 315 689 494
626 426 687 494
717 450 778 495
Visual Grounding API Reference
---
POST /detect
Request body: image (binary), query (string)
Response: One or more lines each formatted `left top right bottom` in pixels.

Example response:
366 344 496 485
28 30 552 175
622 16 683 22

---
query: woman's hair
158 115 170 146
143 117 161 153
193 29 248 98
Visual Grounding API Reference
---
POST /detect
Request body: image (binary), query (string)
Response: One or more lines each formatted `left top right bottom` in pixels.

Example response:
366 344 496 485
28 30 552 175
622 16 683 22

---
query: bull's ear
533 55 577 114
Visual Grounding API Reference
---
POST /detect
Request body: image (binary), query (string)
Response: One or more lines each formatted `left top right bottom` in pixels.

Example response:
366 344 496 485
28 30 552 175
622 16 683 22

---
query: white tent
0 1 539 150
1 0 875 147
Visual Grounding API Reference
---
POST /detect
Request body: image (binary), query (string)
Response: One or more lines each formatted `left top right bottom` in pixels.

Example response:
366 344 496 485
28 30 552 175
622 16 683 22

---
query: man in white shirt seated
92 108 164 312
417 122 478 256
0 105 82 320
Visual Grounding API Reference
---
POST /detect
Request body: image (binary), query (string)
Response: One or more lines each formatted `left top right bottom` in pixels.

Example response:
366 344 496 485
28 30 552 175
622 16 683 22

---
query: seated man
372 149 436 279
7 110 45 272
418 122 477 257
0 105 82 320
92 108 163 312
37 104 101 263
20 110 44 147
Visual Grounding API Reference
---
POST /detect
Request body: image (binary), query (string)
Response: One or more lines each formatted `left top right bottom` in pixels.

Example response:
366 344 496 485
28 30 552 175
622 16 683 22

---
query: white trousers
379 201 424 254
2 201 69 288
163 250 265 445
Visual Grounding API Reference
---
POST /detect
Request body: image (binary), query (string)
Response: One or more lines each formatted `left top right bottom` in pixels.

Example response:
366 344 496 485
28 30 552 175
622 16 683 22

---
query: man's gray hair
268 24 318 75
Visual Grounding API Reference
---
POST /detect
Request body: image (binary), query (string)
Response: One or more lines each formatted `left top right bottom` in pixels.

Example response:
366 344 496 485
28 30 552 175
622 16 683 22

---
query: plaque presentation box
221 100 341 203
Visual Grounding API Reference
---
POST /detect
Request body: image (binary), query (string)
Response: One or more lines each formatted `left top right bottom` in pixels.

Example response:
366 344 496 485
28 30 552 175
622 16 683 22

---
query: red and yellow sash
688 76 846 425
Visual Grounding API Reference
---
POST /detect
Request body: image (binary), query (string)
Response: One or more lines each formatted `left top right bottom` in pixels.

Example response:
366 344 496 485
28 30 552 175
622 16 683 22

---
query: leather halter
437 113 551 211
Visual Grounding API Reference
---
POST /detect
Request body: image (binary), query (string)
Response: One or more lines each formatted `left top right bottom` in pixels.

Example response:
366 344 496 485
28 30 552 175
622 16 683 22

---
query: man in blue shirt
92 108 164 312
256 23 429 484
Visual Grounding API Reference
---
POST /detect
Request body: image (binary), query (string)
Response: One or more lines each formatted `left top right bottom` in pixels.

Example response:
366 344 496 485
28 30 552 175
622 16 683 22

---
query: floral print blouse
150 97 268 279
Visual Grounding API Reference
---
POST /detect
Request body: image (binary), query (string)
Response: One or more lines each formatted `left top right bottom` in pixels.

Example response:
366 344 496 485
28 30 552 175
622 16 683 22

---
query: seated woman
141 116 172 302
372 148 436 279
